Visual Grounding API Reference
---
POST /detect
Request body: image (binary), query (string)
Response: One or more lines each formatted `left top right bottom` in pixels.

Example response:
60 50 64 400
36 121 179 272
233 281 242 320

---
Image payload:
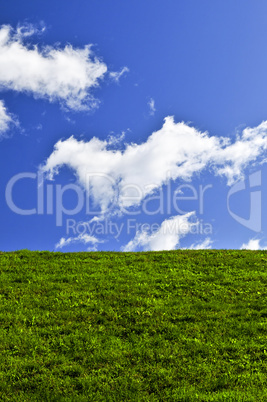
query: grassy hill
0 250 267 401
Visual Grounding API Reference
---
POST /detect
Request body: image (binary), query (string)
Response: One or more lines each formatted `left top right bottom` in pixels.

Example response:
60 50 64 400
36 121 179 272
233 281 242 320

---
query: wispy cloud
42 117 267 214
148 98 156 115
0 24 108 111
0 100 18 137
55 233 101 251
109 66 129 83
187 237 213 250
15 22 46 38
240 239 267 250
107 131 125 146
122 212 197 251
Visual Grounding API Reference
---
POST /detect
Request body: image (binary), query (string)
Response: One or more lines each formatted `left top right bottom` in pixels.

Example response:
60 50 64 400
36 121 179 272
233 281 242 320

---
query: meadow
0 250 267 401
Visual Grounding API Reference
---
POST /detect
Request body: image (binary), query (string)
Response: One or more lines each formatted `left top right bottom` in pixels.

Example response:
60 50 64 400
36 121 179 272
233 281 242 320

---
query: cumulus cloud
240 239 267 250
55 233 101 251
0 100 17 137
148 98 156 115
0 24 108 111
41 116 267 214
109 67 129 82
122 212 197 251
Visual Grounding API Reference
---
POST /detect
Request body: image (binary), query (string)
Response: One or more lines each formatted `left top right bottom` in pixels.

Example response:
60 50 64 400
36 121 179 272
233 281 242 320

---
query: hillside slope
0 250 267 401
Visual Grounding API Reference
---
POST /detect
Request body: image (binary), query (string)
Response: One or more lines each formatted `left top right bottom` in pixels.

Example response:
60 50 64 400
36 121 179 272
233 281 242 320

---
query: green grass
0 250 267 401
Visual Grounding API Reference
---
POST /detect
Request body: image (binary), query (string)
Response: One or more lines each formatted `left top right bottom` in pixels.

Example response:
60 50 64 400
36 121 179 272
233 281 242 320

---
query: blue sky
0 0 267 251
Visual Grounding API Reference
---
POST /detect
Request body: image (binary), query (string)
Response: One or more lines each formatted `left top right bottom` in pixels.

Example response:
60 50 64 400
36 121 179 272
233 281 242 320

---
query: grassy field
0 250 267 401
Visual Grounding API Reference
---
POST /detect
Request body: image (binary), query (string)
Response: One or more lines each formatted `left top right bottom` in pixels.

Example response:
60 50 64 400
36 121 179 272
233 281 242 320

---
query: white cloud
55 233 101 251
107 131 125 146
109 67 129 82
240 239 267 250
187 237 213 250
122 212 197 251
41 116 267 214
0 100 17 137
148 98 156 115
15 22 46 39
0 24 108 111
